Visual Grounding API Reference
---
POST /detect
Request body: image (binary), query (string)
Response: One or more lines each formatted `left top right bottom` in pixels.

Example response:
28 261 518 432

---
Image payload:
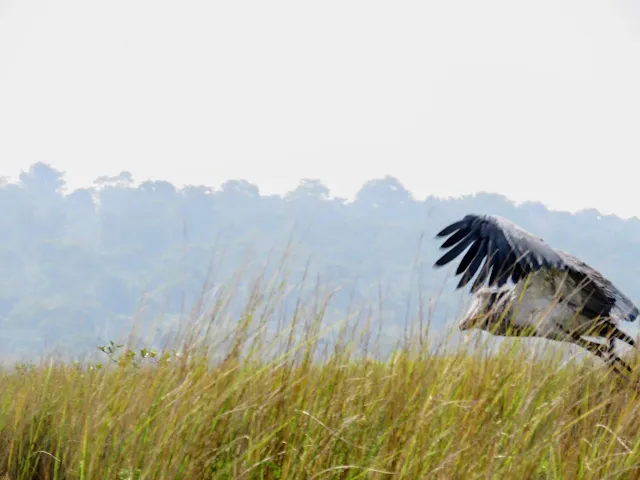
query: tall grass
1 257 640 479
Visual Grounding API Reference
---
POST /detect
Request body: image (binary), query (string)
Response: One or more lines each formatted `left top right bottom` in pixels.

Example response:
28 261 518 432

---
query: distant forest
1 162 639 360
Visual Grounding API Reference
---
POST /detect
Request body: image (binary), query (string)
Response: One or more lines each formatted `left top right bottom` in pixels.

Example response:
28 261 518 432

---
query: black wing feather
435 220 467 238
456 239 486 288
442 228 471 249
470 239 492 292
434 234 475 267
456 239 482 275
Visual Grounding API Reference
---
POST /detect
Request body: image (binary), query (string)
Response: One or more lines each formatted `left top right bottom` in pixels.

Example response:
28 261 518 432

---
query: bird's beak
459 314 483 331
458 315 474 331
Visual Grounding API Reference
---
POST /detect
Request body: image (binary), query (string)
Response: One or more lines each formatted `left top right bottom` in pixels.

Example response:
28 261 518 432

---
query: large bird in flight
434 213 639 377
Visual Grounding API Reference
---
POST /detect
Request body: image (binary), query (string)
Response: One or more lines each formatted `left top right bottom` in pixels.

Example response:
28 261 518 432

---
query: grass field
2 266 640 479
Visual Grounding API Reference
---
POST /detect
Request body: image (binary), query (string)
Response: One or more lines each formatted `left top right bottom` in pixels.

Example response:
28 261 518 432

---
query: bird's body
463 271 616 340
434 213 638 377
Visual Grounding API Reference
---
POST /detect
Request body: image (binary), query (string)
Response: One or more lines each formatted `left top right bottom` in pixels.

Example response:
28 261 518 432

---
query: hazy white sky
2 0 640 216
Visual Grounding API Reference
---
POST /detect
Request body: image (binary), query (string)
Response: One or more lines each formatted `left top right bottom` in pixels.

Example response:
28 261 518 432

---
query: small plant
97 340 125 362
98 340 179 368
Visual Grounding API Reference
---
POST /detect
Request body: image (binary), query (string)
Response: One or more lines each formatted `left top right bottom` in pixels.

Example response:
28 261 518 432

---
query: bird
433 213 639 378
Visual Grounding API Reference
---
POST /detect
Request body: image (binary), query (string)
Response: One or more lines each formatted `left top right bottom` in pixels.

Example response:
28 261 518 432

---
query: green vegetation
1 268 640 479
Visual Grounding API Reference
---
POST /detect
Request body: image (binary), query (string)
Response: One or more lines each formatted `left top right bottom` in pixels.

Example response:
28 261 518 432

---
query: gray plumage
434 213 638 378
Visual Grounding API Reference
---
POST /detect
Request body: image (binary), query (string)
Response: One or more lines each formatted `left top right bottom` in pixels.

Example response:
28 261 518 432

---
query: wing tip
614 300 640 322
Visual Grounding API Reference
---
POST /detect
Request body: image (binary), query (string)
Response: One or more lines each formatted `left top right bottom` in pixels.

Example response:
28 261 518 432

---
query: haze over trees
2 162 639 359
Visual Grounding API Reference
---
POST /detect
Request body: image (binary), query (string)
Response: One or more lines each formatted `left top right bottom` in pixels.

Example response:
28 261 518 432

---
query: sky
2 0 640 217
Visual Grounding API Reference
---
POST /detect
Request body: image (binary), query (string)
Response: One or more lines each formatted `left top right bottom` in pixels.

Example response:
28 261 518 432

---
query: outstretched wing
433 214 639 322
559 251 639 323
434 214 564 291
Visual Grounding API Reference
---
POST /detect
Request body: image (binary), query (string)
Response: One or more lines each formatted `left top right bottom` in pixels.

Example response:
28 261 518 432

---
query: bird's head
459 289 510 331
459 296 489 331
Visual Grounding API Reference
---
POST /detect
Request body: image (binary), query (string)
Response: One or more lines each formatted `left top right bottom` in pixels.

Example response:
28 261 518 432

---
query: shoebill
434 214 638 378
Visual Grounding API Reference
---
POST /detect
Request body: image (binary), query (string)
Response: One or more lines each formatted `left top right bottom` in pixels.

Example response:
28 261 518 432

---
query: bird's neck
485 296 517 336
